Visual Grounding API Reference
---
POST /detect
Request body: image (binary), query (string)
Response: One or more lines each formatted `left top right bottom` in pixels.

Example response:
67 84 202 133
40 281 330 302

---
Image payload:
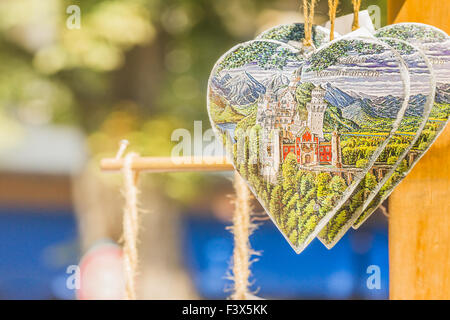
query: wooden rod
100 156 234 172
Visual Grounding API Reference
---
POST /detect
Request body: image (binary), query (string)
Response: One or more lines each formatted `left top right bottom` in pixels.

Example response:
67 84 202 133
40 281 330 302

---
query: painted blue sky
396 49 432 96
222 60 302 84
421 40 450 84
301 49 408 98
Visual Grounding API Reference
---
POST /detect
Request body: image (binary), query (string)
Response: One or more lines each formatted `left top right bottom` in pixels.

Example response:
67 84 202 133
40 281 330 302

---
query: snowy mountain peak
212 71 266 105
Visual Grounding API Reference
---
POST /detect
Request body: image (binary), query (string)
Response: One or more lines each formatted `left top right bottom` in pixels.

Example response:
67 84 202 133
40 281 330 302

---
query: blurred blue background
0 208 78 300
182 213 389 300
0 205 388 300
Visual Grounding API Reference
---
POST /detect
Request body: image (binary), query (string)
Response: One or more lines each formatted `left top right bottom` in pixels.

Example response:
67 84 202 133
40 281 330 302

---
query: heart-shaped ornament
353 23 450 229
207 39 306 249
208 35 411 253
318 37 435 247
289 37 410 252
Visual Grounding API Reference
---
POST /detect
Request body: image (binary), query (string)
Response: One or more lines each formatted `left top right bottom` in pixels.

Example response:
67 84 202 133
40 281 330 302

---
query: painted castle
256 78 342 182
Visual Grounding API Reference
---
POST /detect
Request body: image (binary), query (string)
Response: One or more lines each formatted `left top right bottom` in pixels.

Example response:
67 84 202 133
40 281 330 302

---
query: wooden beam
387 0 406 25
389 0 450 33
388 0 450 300
389 125 450 300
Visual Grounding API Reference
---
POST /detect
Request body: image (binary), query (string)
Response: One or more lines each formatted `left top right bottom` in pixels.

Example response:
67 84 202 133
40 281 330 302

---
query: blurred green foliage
0 0 277 204
0 0 279 145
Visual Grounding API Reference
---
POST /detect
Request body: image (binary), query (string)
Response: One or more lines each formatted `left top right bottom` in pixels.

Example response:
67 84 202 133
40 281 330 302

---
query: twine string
351 0 362 31
230 171 254 300
328 0 339 41
122 152 140 300
302 0 317 47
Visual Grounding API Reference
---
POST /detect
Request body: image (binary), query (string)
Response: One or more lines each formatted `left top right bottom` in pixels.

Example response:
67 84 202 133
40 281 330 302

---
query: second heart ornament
353 23 450 229
208 35 411 253
318 36 435 247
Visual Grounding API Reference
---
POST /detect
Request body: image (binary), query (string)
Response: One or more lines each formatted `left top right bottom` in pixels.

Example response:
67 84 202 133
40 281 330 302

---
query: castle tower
306 86 327 139
271 129 281 181
256 106 265 126
331 131 342 168
288 76 297 92
257 85 276 127
260 129 280 184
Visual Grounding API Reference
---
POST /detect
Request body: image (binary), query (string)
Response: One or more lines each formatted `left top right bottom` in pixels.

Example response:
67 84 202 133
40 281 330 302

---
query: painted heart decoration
318 34 436 247
319 23 450 248
352 23 450 229
207 23 449 253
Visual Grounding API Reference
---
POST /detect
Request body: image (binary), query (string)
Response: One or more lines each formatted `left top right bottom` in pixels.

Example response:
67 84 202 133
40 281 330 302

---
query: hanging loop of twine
351 0 362 31
122 152 141 300
328 0 339 41
230 171 253 300
379 204 389 218
302 0 317 47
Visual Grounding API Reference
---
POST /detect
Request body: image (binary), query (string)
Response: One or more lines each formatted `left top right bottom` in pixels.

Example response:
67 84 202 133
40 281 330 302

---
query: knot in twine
352 0 362 31
302 0 317 47
328 0 339 41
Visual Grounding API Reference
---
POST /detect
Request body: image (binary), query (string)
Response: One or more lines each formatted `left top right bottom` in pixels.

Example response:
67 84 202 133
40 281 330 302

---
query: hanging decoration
353 23 450 229
207 1 450 253
318 36 436 247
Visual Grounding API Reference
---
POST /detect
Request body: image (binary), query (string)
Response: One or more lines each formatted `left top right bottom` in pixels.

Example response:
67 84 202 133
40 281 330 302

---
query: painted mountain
211 71 266 105
310 82 433 135
405 94 426 117
323 82 355 108
263 73 290 93
320 83 413 131
210 75 425 132
435 83 450 104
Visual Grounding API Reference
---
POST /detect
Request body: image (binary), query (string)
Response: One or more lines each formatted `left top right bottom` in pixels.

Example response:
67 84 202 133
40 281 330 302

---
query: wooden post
388 0 450 300
388 0 449 32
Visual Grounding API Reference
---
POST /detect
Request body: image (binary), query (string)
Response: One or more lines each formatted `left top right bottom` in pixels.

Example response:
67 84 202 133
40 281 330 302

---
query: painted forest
230 124 350 249
320 104 450 244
